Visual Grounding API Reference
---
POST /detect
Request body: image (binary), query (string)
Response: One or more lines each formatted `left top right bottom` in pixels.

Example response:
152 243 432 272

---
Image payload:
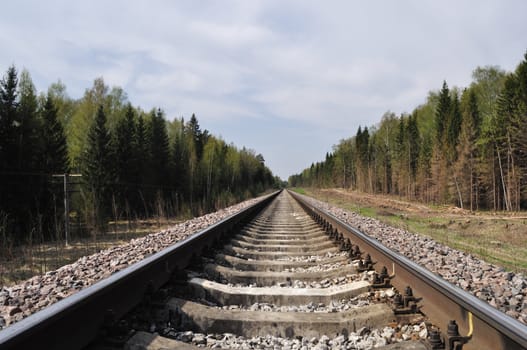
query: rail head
0 190 281 350
288 189 527 350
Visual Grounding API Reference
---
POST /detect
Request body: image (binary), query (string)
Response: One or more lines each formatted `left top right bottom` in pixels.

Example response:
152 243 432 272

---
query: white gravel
283 262 352 273
162 322 429 349
0 195 269 329
276 251 348 263
213 293 373 313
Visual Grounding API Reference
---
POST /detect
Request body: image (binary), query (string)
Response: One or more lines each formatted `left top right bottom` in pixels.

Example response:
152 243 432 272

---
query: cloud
1 0 526 178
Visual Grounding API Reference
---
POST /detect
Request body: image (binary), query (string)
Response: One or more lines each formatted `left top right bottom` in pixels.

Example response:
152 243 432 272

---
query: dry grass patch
0 218 184 287
303 188 527 273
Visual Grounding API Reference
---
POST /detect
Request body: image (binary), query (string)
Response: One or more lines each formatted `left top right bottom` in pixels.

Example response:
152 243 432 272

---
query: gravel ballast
160 324 429 350
298 193 527 325
0 195 268 329
3 189 526 338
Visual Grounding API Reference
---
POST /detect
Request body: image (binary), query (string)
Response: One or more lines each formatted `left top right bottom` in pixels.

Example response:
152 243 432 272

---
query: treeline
0 67 278 243
290 51 527 211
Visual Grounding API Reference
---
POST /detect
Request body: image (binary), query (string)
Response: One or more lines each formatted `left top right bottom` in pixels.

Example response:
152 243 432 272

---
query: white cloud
1 0 526 178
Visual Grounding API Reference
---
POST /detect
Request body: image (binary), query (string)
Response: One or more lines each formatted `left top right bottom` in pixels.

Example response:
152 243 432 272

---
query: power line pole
52 173 82 246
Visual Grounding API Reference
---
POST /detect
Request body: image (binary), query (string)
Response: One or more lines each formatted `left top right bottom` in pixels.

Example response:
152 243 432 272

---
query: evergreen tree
355 126 370 191
0 66 19 170
38 94 69 238
149 108 170 193
447 92 462 160
515 52 527 207
455 89 481 210
134 113 151 215
172 117 190 202
188 113 204 159
17 70 41 171
0 66 20 237
17 71 44 233
436 81 450 144
408 113 420 180
185 115 202 210
41 94 69 173
394 117 407 195
112 103 137 209
83 105 114 228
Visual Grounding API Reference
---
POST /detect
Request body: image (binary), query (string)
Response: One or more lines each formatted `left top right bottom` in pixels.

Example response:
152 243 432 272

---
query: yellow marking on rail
467 311 474 337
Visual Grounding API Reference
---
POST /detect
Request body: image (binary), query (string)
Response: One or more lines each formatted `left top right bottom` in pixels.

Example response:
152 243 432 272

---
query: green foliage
149 108 170 190
1 68 69 240
112 103 138 210
0 66 19 169
0 65 279 244
290 50 527 210
67 78 128 170
436 81 450 144
83 105 114 227
41 94 69 173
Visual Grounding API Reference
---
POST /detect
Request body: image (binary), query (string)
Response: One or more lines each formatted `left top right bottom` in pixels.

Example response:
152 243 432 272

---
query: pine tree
187 113 204 159
0 66 19 170
185 114 204 210
395 117 407 195
41 94 69 173
511 52 527 207
83 105 114 228
17 70 41 171
447 93 462 161
15 70 46 237
0 66 20 238
408 113 420 181
38 94 69 238
149 108 170 191
112 103 137 208
172 117 189 202
134 113 151 215
436 81 450 144
454 90 480 209
432 82 452 203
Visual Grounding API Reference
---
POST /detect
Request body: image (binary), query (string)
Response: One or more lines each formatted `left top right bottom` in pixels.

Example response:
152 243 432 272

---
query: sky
1 1 526 180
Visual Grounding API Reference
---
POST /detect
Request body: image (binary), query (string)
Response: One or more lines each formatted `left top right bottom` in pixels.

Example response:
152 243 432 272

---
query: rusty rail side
0 190 281 350
289 190 527 350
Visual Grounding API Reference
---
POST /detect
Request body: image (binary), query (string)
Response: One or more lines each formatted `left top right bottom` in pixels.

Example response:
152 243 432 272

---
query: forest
0 67 278 244
290 52 527 211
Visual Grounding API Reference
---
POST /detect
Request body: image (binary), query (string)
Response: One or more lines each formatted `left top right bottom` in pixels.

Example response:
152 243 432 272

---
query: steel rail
0 190 280 350
289 190 527 350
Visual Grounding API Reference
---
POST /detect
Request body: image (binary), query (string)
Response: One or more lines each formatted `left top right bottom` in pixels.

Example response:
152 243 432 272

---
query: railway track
0 190 526 349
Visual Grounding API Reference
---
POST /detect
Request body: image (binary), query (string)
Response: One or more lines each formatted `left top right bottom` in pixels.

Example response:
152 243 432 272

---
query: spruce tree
38 94 69 238
149 108 170 192
436 81 450 144
514 52 527 206
41 94 69 173
112 103 136 207
0 66 19 238
0 66 19 170
172 117 190 202
408 113 420 180
17 70 40 171
134 114 151 215
455 89 481 210
447 93 462 159
83 105 113 228
187 113 204 159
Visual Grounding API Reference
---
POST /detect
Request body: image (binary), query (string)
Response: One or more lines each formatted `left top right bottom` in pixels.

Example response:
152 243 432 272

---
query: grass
0 217 185 287
291 187 307 195
302 188 527 273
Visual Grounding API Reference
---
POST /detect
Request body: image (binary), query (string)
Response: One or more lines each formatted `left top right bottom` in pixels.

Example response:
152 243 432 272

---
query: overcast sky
1 1 526 179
